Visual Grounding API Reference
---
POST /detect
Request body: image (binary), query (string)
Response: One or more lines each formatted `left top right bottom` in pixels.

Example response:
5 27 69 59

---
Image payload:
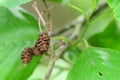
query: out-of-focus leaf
107 0 119 8
47 0 70 3
0 0 31 7
83 7 114 39
64 46 81 64
88 20 120 51
69 0 92 12
0 7 41 80
107 0 120 21
67 47 120 80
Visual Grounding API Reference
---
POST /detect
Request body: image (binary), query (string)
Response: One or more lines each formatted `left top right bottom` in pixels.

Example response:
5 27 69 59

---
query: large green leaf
88 20 120 51
0 0 31 7
107 0 120 21
67 47 120 80
0 7 41 80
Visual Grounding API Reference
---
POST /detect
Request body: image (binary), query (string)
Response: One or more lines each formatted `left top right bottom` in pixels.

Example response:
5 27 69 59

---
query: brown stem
44 45 67 80
43 0 53 32
44 56 56 80
33 2 46 26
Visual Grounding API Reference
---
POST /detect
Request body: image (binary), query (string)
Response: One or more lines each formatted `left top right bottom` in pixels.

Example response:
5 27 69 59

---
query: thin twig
43 3 56 13
44 45 67 80
38 17 42 33
44 55 56 80
32 2 46 26
43 0 53 32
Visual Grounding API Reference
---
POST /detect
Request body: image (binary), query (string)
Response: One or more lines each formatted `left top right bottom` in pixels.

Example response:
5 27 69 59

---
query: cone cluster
21 32 50 64
21 47 33 64
33 32 50 55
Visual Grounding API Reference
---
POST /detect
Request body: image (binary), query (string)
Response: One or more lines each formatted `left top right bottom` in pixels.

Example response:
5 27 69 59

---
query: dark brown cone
33 46 42 55
21 47 33 64
33 32 50 55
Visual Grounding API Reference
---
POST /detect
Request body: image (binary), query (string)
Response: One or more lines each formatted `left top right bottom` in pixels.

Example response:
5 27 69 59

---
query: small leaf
0 6 41 80
107 0 120 21
67 47 120 80
107 0 119 9
0 0 31 7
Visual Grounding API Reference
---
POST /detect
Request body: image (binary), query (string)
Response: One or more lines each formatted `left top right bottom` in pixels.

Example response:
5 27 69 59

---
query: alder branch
44 2 107 80
43 0 53 32
33 2 46 26
44 45 67 80
44 26 79 80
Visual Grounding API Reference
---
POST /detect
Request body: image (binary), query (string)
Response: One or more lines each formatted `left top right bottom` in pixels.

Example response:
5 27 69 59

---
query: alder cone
33 46 42 55
33 32 50 55
21 47 33 64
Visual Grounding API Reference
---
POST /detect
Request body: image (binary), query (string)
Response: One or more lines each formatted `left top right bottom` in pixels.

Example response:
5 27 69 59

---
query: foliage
83 7 113 39
0 7 41 80
0 0 31 7
107 0 120 21
67 47 120 80
88 20 120 51
0 0 120 80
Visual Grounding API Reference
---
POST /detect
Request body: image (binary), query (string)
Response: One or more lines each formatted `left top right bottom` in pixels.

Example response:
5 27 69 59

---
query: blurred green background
1 0 120 80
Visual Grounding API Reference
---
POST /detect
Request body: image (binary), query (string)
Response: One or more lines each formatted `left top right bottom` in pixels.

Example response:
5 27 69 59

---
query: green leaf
107 0 120 21
67 47 120 80
0 0 31 7
83 7 114 39
69 0 93 12
88 20 120 51
107 0 119 9
0 7 41 80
